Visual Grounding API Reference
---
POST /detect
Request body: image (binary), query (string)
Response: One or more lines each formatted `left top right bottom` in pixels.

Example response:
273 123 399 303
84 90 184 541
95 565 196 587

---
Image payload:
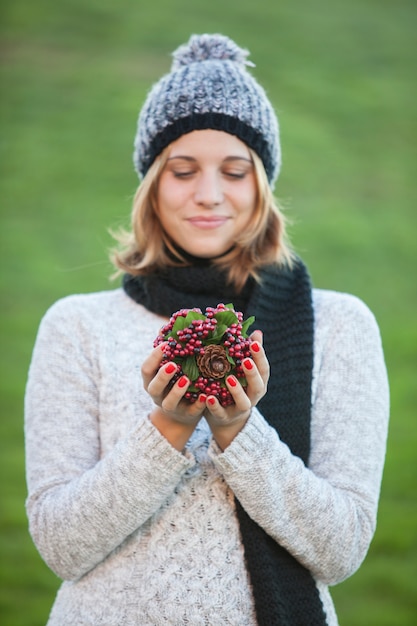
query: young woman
25 34 389 626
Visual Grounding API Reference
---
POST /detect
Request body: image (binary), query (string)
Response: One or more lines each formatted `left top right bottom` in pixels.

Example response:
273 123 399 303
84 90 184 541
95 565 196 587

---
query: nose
194 171 223 207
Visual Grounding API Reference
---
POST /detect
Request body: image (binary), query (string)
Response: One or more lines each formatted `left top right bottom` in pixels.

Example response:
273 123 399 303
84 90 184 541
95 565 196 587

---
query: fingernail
243 358 253 370
178 375 189 388
208 397 216 406
227 375 237 387
165 363 176 374
199 394 207 402
251 342 260 353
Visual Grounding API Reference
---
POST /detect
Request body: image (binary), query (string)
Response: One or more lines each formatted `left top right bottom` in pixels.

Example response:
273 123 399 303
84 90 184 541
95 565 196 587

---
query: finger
205 395 229 424
205 390 251 427
197 393 208 406
141 343 167 389
147 360 179 401
242 358 267 403
249 329 263 345
225 375 252 411
248 342 270 386
160 375 190 412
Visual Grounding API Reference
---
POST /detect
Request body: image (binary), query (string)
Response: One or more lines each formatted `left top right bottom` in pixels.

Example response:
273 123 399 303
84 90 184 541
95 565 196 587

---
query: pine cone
196 344 231 379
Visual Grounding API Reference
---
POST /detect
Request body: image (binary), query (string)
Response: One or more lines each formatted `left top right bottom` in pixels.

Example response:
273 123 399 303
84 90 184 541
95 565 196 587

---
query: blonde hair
110 147 293 291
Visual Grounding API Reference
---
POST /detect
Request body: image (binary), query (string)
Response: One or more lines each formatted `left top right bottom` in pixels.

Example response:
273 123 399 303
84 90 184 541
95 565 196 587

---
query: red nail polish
208 397 216 406
243 358 253 370
199 394 207 402
251 342 260 353
165 363 176 374
178 376 188 388
227 376 237 387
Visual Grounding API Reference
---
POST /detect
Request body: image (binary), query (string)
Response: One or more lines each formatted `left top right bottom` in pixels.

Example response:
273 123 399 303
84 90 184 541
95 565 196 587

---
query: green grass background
1 0 416 624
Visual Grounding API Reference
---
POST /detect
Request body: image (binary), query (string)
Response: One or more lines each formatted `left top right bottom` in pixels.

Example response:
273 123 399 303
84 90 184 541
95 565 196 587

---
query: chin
190 248 228 259
176 235 234 260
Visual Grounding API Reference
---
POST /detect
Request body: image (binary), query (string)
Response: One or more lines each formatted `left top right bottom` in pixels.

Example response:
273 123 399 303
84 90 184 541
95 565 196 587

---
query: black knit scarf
123 260 327 626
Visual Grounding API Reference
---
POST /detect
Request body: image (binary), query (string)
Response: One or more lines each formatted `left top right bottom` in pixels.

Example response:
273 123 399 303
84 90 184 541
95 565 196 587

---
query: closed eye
172 170 196 179
224 171 246 179
222 167 252 179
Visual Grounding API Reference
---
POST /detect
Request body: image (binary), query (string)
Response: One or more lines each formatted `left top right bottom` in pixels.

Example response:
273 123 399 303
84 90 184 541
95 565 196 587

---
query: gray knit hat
133 34 281 185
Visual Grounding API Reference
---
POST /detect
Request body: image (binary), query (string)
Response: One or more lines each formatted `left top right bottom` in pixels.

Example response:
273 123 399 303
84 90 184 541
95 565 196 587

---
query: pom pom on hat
133 34 281 185
171 33 254 70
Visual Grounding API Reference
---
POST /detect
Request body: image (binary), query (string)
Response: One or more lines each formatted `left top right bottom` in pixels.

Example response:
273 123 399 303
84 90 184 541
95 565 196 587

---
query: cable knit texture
25 288 389 625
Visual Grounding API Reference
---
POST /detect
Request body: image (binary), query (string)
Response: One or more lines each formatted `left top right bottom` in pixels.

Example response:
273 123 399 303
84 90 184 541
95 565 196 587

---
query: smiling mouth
187 217 229 229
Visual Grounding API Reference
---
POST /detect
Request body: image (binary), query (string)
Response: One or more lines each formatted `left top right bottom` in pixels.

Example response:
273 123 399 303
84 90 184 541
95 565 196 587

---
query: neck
165 242 236 266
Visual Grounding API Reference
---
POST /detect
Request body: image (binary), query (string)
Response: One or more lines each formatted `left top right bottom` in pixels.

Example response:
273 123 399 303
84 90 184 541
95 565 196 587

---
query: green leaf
205 335 222 345
214 310 238 327
170 311 206 339
241 315 255 337
210 323 228 341
183 310 206 325
182 356 199 381
171 315 189 338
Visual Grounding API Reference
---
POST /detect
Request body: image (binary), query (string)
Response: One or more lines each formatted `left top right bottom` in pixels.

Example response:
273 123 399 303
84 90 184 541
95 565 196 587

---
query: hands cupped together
141 329 269 450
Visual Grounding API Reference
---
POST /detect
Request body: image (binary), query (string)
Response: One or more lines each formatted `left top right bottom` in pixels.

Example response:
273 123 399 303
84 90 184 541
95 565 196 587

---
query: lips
187 216 229 229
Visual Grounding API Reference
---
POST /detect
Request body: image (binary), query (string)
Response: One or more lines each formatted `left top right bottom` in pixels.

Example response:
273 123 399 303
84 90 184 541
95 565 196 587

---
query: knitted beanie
133 34 281 185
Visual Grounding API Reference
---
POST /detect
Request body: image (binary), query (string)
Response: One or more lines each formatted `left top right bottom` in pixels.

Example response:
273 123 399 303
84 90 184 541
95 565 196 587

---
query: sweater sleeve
25 298 195 581
209 291 389 585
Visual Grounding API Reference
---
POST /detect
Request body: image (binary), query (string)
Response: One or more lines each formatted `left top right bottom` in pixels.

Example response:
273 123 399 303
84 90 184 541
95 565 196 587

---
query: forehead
167 129 251 160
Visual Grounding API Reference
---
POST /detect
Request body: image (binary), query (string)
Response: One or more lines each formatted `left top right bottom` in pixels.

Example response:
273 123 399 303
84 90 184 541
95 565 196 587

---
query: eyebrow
167 155 253 164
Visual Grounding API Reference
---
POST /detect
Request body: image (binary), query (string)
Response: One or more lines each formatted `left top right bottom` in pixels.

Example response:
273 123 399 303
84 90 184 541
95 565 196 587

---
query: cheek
155 192 187 242
157 178 187 213
237 187 257 219
156 185 178 225
157 206 177 237
232 174 257 211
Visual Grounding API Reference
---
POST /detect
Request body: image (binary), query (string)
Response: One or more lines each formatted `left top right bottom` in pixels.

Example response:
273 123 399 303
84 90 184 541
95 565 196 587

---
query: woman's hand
203 330 269 450
141 344 205 450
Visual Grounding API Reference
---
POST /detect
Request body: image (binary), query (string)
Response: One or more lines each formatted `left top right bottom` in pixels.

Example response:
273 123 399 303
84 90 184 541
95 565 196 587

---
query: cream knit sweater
25 288 389 625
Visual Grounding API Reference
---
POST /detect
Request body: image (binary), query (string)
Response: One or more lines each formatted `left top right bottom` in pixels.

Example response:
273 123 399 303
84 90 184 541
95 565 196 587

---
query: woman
25 34 389 625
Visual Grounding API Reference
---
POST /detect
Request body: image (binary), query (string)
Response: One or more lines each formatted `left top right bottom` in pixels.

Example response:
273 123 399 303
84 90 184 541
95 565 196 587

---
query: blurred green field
1 0 416 624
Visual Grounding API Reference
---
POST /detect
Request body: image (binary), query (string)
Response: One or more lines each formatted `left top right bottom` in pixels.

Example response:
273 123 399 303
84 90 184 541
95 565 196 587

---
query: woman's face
156 129 257 259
